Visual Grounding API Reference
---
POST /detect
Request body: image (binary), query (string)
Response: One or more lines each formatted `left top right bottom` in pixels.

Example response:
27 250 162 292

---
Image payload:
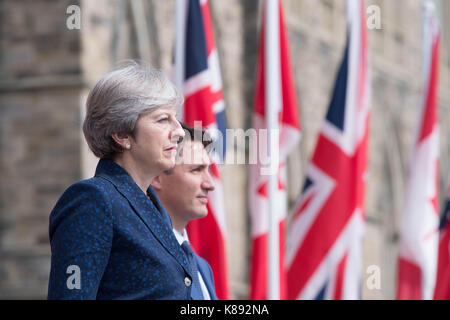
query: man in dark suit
152 125 218 300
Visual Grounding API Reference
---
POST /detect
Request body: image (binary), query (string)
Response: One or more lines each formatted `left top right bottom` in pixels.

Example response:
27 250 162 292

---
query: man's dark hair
163 123 213 176
180 123 213 151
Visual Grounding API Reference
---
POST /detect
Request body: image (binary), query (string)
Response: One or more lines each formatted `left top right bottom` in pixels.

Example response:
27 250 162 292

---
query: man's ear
152 175 163 191
111 132 132 150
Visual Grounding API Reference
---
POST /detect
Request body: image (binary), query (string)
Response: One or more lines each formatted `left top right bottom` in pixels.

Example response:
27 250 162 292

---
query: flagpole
175 0 187 121
265 0 281 300
410 0 433 156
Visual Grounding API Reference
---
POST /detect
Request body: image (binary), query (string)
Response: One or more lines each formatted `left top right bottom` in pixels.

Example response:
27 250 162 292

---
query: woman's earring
125 143 131 150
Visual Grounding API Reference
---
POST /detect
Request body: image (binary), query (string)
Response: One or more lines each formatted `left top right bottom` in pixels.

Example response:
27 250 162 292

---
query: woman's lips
164 146 178 152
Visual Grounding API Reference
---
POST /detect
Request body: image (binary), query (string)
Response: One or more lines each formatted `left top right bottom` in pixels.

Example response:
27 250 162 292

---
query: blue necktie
181 241 203 300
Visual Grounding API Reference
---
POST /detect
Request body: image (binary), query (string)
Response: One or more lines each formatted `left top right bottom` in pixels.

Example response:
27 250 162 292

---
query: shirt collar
173 228 189 245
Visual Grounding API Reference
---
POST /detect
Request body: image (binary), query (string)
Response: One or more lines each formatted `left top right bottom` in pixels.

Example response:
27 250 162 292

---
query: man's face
154 140 215 224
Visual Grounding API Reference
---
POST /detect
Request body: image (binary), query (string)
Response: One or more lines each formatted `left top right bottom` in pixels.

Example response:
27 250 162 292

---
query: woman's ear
111 133 131 150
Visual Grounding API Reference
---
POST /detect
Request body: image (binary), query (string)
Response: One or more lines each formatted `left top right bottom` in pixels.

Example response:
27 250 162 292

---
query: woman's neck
113 153 157 194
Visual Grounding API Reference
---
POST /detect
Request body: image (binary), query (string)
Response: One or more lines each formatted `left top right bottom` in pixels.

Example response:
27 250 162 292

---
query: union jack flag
434 187 450 299
396 2 440 300
285 0 369 300
174 0 229 300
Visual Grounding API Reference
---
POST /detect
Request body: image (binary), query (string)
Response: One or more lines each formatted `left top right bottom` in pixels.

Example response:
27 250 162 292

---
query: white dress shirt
173 228 211 300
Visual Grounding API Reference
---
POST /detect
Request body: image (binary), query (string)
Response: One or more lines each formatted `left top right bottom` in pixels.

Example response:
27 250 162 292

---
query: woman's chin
160 159 176 172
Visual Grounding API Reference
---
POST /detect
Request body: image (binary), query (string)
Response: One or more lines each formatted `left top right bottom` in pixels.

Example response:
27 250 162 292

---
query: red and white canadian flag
249 0 301 300
396 1 440 300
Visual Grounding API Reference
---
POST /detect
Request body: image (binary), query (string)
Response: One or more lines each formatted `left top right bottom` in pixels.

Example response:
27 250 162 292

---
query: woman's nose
171 119 185 142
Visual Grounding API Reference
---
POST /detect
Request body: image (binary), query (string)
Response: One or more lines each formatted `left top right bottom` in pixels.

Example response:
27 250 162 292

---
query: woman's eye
158 117 169 123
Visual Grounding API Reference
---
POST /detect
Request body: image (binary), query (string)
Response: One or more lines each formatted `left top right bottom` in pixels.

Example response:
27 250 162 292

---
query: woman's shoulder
51 177 117 218
61 176 116 198
49 177 116 237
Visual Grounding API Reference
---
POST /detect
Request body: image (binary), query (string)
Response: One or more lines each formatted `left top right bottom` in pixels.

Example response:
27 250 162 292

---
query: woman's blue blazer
47 158 195 299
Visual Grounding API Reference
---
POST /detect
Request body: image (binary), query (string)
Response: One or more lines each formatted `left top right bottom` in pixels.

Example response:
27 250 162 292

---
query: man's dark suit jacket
195 254 218 300
47 158 196 299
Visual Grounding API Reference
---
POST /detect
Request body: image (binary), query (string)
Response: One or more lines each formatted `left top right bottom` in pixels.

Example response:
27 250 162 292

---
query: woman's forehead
141 106 178 120
149 105 177 114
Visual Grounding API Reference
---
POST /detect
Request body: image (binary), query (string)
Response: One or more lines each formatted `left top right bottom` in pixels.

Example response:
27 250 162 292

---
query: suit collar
94 158 191 275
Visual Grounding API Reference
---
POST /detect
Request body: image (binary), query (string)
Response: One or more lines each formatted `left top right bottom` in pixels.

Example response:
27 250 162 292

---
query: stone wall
0 0 448 299
0 0 82 298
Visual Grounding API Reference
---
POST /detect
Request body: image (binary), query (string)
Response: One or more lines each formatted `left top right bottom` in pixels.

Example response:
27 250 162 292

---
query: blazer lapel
146 185 173 228
196 256 218 300
94 159 191 276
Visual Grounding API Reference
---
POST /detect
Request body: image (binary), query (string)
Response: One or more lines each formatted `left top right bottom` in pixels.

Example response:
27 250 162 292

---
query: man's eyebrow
190 164 209 168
